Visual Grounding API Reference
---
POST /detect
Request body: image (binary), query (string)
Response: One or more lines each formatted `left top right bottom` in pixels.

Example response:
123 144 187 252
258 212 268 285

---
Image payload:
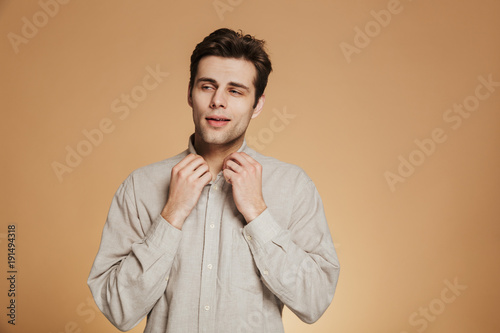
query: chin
201 129 245 146
199 131 230 145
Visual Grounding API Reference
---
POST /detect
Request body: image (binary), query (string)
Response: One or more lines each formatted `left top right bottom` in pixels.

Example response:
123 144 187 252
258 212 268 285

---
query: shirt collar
187 134 249 155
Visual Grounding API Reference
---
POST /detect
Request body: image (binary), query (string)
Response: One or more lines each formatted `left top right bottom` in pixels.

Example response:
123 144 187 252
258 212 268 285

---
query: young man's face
188 56 264 147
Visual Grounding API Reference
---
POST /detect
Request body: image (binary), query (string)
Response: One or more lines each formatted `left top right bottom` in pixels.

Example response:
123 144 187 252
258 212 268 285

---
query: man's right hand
161 154 212 229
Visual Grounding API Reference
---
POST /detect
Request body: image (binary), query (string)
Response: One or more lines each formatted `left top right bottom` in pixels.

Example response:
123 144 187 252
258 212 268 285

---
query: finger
238 152 259 166
225 153 261 175
185 155 207 173
223 152 249 169
199 170 213 185
175 153 198 171
222 153 236 170
192 162 210 179
224 160 242 173
223 168 235 184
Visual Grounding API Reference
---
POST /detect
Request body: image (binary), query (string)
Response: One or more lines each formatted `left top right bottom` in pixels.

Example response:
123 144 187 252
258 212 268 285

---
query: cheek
233 98 254 114
192 98 207 115
233 110 254 127
191 90 209 107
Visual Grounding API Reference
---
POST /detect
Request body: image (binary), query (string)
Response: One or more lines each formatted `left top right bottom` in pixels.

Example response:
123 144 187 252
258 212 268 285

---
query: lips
206 116 230 128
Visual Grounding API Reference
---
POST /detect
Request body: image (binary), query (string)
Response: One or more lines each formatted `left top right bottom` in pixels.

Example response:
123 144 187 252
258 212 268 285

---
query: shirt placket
198 176 225 333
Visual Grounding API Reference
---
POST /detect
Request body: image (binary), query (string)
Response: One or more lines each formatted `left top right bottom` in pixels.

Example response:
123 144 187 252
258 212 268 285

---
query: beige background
1 0 500 332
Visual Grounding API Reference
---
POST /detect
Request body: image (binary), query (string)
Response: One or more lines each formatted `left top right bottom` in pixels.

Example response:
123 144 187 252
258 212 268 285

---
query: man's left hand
222 152 267 223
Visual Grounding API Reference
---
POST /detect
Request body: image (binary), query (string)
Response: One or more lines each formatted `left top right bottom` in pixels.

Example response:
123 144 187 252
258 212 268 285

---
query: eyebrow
197 77 250 92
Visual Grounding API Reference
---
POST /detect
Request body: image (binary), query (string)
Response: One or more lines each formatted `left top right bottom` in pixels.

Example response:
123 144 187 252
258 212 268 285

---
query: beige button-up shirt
88 137 340 333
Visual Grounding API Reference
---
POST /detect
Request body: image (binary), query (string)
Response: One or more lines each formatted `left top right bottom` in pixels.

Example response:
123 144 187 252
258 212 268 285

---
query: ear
187 84 193 107
251 94 265 119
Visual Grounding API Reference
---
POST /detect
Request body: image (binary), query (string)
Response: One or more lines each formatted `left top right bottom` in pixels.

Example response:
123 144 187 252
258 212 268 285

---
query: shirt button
246 235 252 241
213 185 218 191
210 224 215 229
165 276 169 281
207 264 213 269
205 305 210 311
263 270 269 275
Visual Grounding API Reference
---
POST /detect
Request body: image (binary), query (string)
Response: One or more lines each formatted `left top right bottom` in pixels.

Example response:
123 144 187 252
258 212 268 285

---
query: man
88 28 340 333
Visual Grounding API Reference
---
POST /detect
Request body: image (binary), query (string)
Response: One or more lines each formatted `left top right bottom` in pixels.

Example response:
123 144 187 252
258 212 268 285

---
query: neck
194 134 244 179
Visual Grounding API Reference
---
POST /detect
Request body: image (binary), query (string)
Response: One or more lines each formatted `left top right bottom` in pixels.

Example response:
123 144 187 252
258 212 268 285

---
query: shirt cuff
144 214 182 257
242 209 283 250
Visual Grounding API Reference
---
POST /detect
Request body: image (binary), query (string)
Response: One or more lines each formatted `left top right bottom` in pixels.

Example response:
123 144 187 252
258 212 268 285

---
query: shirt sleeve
242 176 340 324
87 175 181 331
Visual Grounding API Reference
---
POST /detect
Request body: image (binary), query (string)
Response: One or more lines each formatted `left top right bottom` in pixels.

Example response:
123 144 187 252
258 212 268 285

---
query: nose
210 89 227 109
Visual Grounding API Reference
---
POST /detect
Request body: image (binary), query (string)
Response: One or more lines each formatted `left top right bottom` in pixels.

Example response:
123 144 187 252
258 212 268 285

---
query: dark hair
189 28 272 108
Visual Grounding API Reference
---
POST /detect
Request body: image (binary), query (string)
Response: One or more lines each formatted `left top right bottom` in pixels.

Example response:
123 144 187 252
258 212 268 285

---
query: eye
230 89 242 95
202 85 214 90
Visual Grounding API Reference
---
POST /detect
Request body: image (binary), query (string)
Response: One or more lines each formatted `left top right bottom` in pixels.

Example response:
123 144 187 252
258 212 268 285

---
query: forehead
196 56 256 89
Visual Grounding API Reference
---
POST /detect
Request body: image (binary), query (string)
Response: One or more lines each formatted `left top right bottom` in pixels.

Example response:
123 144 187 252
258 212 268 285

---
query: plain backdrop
1 0 499 332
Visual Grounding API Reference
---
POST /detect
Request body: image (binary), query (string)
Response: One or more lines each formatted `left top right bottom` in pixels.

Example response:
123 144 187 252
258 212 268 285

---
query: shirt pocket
230 228 263 294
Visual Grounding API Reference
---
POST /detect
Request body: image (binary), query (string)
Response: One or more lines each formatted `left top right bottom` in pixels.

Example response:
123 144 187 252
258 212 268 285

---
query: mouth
206 116 230 128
